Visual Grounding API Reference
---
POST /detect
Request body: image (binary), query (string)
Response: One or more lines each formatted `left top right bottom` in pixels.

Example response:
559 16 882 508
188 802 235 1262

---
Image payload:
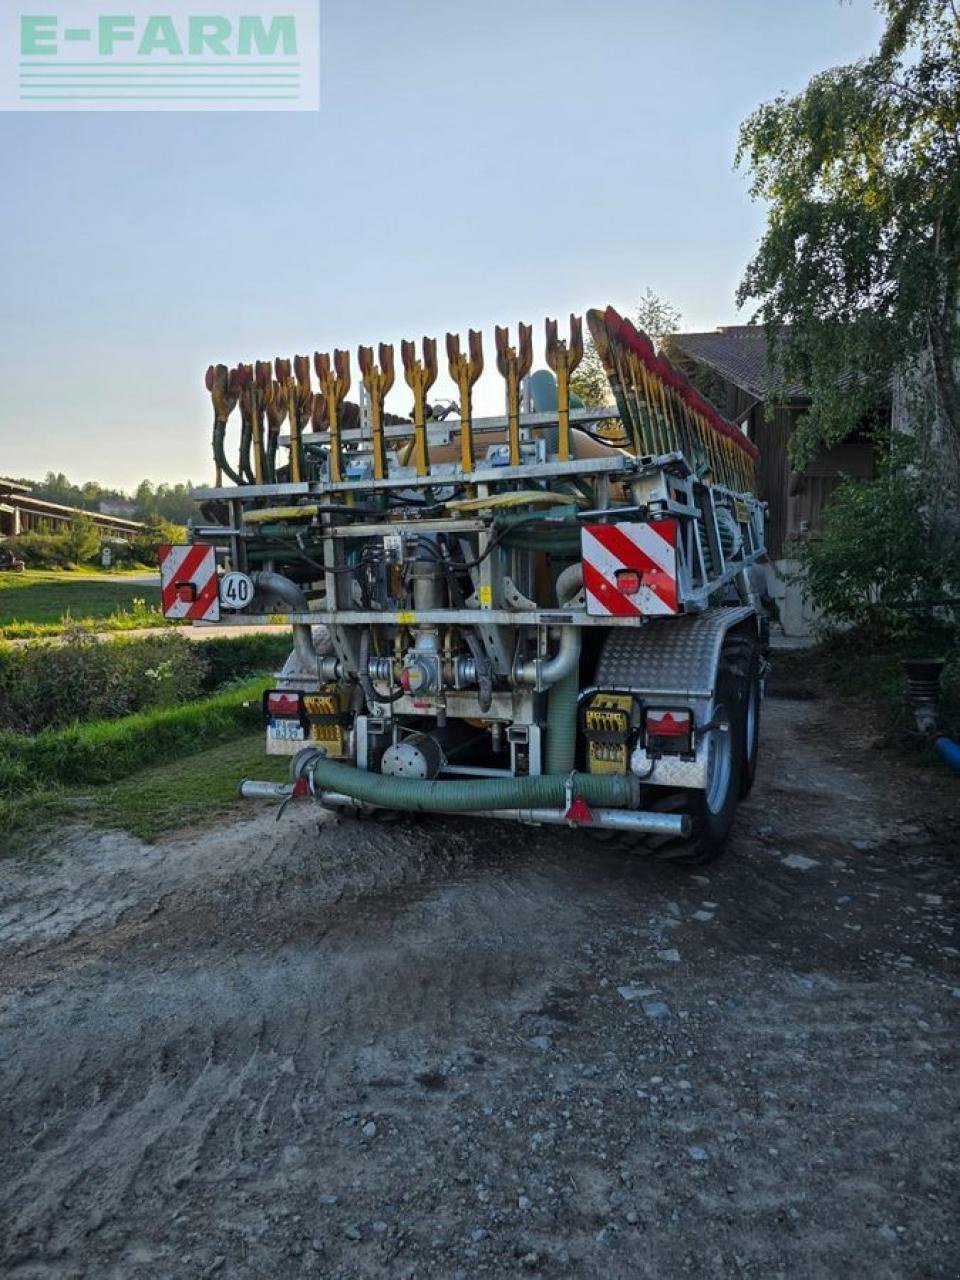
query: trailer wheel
738 643 762 798
711 632 762 798
648 639 748 866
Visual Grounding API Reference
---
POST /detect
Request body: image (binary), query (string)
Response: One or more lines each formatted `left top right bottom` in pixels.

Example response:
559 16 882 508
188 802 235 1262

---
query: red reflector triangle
565 796 593 824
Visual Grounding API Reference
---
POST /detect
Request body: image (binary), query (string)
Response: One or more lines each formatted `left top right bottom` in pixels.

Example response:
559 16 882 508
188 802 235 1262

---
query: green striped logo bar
3 2 319 111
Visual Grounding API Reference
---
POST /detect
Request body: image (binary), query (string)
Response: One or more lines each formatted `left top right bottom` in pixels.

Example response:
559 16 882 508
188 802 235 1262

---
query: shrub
101 538 136 568
63 513 101 565
131 518 187 566
199 632 292 690
8 517 106 569
791 453 960 643
0 629 292 734
0 676 268 796
0 630 206 734
9 531 75 569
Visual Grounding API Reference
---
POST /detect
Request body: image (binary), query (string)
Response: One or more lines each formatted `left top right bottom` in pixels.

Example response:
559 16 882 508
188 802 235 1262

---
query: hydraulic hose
463 629 493 712
265 429 280 484
303 756 636 813
239 421 255 484
212 421 243 486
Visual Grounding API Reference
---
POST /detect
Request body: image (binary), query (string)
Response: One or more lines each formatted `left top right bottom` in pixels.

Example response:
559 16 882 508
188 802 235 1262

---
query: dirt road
0 691 956 1279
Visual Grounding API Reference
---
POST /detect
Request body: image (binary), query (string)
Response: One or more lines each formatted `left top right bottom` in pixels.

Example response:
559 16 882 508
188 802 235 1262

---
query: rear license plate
268 719 305 742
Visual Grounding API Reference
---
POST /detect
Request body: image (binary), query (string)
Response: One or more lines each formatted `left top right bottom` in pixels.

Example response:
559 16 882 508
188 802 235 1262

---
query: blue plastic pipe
934 736 960 773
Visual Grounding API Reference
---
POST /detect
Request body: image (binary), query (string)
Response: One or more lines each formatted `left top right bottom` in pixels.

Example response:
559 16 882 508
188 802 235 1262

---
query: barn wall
674 354 879 574
788 439 875 538
751 403 795 560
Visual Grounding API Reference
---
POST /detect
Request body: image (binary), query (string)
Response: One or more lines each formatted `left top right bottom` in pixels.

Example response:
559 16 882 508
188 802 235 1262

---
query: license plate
268 719 305 742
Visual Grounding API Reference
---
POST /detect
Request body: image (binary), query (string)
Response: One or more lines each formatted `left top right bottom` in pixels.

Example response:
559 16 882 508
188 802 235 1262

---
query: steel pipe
312 791 689 837
239 780 295 799
555 562 584 604
464 807 690 835
514 625 581 689
252 570 318 677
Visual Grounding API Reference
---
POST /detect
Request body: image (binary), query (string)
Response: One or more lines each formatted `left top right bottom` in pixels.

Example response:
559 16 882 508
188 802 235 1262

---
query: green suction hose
304 757 634 813
545 666 580 774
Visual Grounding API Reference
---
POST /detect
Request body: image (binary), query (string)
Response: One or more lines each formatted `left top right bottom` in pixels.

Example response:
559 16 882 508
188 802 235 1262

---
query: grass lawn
72 733 289 840
3 733 289 851
0 570 162 637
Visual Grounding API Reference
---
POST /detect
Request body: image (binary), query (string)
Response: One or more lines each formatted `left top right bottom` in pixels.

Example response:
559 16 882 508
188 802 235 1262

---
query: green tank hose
305 757 633 813
545 666 579 775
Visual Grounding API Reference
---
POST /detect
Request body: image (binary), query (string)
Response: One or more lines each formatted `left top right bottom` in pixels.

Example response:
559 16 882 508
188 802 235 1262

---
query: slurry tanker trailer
160 306 769 863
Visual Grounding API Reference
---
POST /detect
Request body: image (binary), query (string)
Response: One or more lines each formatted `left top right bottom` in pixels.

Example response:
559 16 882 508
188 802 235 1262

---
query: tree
132 518 186 565
135 479 156 518
634 287 682 347
570 342 610 407
570 288 683 407
735 0 960 480
152 481 195 524
63 513 100 565
792 439 959 639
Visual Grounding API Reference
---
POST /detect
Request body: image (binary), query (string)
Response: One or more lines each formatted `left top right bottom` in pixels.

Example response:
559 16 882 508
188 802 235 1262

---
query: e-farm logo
2 2 319 111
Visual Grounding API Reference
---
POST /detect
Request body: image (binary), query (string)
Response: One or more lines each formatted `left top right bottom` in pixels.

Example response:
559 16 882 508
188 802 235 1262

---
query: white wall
764 559 819 638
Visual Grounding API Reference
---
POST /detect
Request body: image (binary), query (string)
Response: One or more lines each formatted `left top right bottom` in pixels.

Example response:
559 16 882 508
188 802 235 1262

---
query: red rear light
265 691 301 719
615 568 643 595
645 708 693 756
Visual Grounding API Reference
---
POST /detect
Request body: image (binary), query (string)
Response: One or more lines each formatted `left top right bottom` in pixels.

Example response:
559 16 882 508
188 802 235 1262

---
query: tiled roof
668 326 808 401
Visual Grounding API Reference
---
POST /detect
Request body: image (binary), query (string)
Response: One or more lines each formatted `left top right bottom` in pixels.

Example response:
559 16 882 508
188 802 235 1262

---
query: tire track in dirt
0 694 956 1278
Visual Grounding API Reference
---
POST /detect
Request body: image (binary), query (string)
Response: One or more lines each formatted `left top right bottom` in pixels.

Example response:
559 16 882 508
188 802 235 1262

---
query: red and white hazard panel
581 519 679 617
158 544 220 622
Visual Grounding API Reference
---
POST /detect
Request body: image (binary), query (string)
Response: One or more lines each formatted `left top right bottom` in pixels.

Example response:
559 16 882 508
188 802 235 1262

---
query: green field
69 733 289 840
2 734 287 852
0 570 162 637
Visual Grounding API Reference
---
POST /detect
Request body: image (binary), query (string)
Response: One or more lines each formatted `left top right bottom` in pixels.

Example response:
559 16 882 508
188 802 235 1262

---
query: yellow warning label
396 611 416 625
478 585 493 608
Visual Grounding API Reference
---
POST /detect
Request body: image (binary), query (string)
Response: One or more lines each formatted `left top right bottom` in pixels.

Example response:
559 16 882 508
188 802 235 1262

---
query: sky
0 0 886 491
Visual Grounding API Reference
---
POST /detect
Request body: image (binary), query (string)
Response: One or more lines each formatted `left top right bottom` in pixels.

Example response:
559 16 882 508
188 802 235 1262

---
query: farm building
0 479 145 541
666 325 880 634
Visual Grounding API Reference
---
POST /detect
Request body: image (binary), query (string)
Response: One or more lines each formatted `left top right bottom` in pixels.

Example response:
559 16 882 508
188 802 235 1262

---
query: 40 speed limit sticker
219 571 255 611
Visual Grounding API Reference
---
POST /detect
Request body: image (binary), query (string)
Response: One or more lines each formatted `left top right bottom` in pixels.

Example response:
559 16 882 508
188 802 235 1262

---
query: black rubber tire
738 645 762 798
646 637 750 866
713 631 762 798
